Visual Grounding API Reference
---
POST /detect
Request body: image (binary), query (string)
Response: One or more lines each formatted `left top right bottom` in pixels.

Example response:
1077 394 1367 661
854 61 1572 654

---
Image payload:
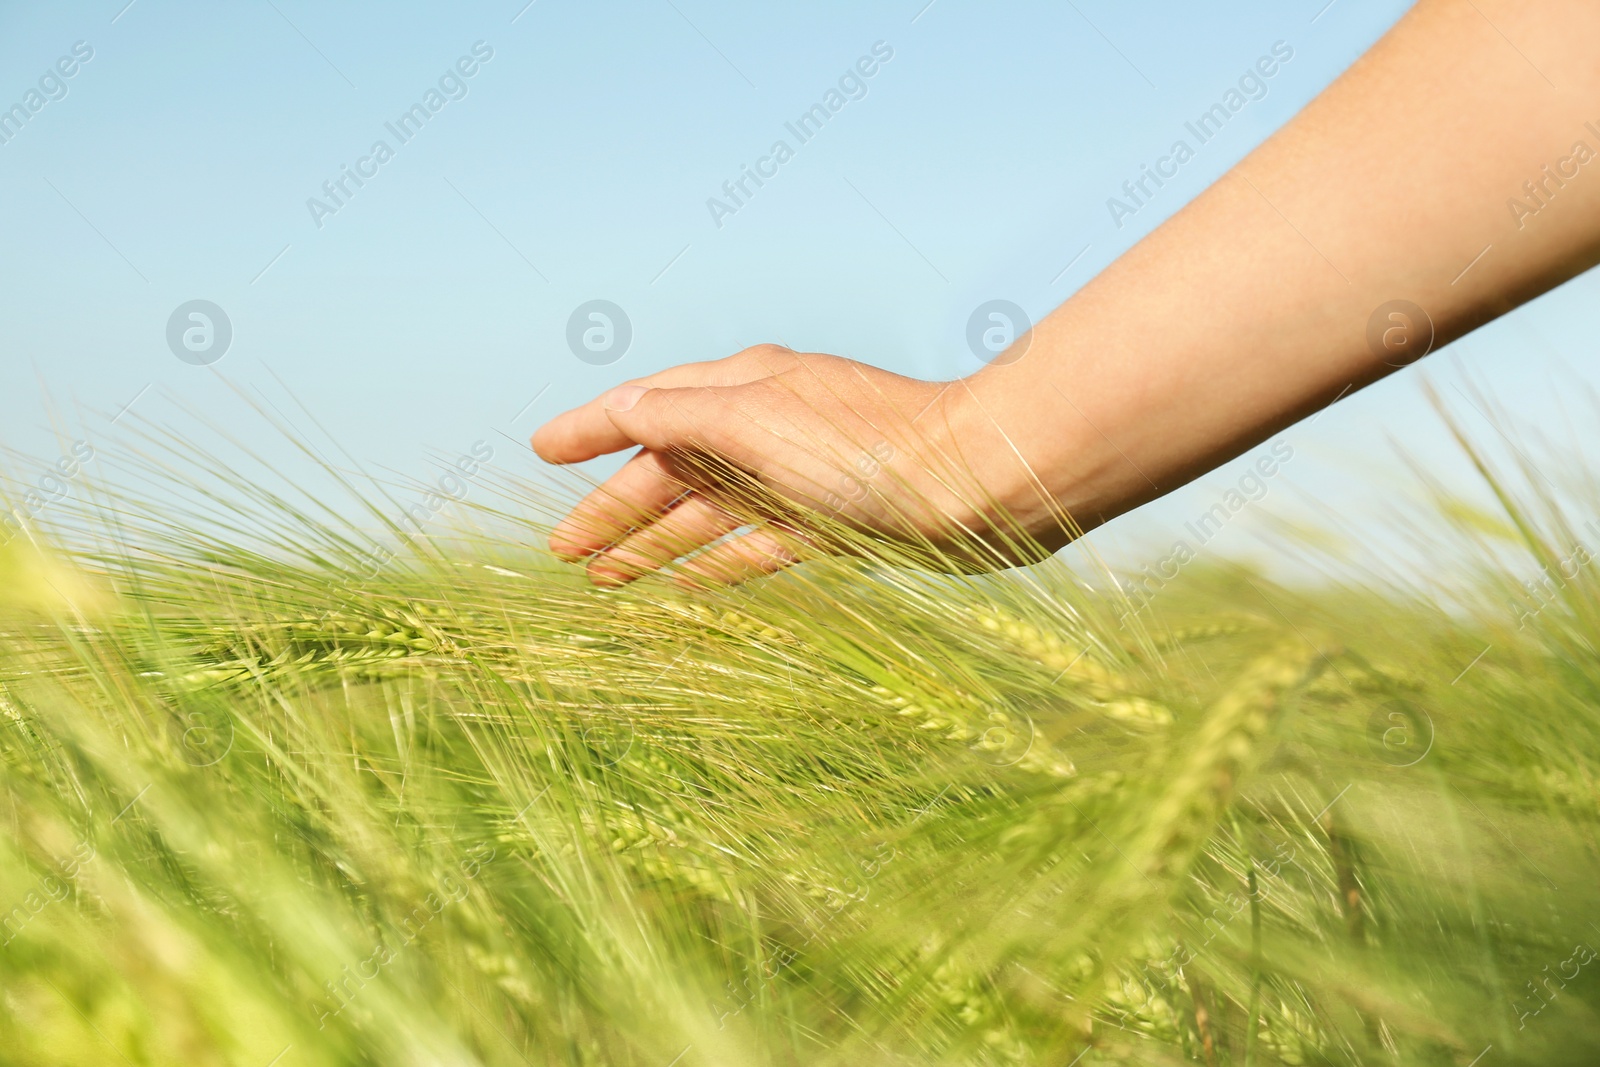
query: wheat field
0 401 1595 1066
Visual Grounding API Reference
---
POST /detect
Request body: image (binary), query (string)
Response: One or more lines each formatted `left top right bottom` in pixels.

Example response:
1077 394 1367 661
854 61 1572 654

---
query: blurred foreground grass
0 409 1596 1066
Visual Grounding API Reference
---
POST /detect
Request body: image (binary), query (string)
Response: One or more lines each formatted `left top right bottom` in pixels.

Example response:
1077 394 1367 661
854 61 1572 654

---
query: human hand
531 345 1058 586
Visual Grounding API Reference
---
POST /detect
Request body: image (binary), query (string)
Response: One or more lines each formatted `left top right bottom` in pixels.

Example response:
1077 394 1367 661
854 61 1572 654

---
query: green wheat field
0 396 1596 1066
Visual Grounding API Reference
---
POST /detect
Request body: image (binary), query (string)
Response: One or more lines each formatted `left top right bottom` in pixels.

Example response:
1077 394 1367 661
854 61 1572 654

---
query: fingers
599 383 783 481
674 527 800 587
549 450 689 561
586 495 747 586
532 346 799 463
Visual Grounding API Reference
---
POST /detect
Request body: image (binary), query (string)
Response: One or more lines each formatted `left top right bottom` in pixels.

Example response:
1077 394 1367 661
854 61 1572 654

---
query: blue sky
2 0 1594 582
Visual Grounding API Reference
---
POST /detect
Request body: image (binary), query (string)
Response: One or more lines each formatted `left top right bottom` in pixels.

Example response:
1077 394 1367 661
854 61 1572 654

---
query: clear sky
2 0 1595 584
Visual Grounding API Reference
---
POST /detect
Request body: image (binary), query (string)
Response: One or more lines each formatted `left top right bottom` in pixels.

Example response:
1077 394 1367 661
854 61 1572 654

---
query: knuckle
736 343 796 368
744 342 793 357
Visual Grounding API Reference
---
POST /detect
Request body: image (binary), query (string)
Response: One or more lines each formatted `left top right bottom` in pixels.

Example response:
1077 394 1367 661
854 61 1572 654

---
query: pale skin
533 0 1600 586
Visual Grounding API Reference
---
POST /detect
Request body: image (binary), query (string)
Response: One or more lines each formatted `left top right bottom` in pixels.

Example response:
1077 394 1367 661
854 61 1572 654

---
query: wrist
929 374 1077 545
944 363 1149 543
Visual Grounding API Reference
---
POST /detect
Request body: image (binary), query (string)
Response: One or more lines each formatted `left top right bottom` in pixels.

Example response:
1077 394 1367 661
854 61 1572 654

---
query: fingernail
603 385 648 412
547 534 586 562
588 562 634 587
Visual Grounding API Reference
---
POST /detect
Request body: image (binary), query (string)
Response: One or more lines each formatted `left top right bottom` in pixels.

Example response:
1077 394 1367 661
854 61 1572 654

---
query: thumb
601 382 753 466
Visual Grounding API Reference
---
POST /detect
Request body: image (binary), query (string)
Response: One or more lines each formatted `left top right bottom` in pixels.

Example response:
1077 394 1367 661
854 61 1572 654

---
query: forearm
960 0 1600 528
535 0 1600 583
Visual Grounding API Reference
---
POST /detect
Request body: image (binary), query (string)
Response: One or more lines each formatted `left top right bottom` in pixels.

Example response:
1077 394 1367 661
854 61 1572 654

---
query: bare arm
534 0 1600 585
956 0 1600 529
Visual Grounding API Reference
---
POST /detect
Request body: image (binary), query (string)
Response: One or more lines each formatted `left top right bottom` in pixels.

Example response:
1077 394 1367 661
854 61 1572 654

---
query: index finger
531 349 797 464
